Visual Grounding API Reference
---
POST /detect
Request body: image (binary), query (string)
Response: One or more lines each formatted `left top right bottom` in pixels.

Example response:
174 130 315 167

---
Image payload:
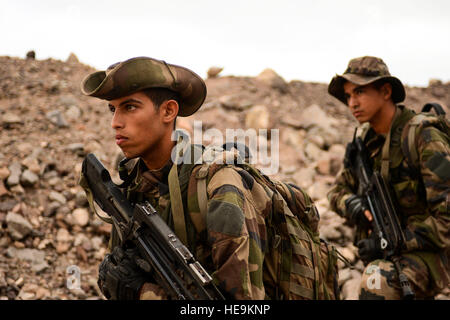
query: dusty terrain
0 53 448 300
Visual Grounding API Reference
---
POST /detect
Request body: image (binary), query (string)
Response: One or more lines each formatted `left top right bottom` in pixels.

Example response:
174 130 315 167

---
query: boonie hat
81 56 207 117
328 56 405 105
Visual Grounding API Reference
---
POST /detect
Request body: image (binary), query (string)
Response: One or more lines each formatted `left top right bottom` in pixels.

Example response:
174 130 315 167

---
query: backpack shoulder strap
403 114 429 169
166 134 204 246
380 106 403 180
195 164 210 223
192 144 234 218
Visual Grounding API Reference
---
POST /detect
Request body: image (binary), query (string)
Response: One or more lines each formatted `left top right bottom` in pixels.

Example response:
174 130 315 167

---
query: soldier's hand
98 246 149 300
357 236 383 264
139 282 168 300
344 195 372 229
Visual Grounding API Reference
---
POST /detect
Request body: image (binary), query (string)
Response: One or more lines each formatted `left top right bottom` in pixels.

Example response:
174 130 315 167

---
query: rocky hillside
0 53 448 300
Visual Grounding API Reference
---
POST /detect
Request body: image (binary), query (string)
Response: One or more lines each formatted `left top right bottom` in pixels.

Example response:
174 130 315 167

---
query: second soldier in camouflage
327 56 450 299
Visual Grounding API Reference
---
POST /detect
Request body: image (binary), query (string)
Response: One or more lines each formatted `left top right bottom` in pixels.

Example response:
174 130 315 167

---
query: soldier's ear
160 99 179 125
381 82 393 101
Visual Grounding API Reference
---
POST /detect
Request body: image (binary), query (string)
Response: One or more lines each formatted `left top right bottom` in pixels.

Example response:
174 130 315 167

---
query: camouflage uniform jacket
119 149 274 299
328 105 450 290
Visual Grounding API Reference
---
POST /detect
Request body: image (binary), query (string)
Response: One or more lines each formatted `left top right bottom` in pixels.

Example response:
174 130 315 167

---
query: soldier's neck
370 102 397 135
142 136 176 171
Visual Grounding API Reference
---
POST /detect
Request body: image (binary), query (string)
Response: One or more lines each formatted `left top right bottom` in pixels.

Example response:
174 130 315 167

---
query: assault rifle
81 153 225 300
345 135 415 300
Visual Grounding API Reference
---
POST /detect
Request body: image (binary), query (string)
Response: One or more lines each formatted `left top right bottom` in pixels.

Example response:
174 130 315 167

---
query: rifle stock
81 153 224 300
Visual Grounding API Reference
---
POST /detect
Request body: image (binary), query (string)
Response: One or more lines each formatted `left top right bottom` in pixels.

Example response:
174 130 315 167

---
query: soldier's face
343 81 390 124
108 91 167 161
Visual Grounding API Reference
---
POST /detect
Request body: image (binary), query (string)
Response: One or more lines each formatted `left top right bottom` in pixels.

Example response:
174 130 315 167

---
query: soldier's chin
355 117 368 124
121 149 138 159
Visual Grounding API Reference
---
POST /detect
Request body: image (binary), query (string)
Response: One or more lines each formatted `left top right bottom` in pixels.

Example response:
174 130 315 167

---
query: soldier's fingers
112 246 125 261
135 258 152 273
99 254 115 270
105 252 119 266
364 210 373 222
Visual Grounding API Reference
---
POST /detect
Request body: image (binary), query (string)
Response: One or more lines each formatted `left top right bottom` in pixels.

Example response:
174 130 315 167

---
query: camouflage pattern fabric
80 56 206 117
359 254 435 300
328 105 450 298
112 144 338 300
187 159 337 300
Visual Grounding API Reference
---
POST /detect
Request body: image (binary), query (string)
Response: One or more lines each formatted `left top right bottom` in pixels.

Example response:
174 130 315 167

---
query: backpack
401 103 450 177
356 103 449 181
168 141 340 300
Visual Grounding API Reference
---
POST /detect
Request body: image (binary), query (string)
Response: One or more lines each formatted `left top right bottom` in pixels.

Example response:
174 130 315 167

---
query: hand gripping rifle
81 153 225 300
345 135 415 300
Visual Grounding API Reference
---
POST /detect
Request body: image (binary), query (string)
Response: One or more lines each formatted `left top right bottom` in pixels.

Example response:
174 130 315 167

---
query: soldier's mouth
116 134 129 146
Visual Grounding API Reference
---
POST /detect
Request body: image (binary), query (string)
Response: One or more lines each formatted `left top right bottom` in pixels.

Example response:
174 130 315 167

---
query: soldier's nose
111 113 124 129
348 96 358 110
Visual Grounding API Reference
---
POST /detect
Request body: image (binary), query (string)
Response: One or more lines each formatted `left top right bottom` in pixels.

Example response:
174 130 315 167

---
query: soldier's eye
126 104 137 111
109 106 115 113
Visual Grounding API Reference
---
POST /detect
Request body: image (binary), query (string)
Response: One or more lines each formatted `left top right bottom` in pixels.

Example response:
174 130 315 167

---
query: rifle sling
79 172 113 225
168 138 189 246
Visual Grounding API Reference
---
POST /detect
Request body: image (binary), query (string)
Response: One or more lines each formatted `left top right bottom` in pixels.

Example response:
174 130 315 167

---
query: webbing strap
79 172 112 224
311 239 322 299
292 243 312 260
407 114 428 167
168 162 188 245
286 223 310 242
196 165 210 222
167 138 189 246
289 282 314 300
381 107 402 180
292 263 315 279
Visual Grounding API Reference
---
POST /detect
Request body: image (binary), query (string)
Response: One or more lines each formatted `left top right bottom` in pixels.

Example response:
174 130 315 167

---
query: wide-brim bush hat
81 56 206 117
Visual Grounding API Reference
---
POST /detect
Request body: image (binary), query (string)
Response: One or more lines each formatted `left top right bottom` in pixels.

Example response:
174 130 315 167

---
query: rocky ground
0 53 448 300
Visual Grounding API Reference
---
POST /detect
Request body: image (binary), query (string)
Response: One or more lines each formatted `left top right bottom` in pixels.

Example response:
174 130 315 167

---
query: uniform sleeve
403 126 450 252
327 166 358 218
205 167 266 300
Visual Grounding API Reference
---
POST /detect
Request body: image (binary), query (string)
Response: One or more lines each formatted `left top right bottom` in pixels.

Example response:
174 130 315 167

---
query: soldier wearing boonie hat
327 56 450 300
80 56 212 300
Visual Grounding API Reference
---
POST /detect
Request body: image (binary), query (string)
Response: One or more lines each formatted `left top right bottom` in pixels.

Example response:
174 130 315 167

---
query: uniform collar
134 158 173 194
